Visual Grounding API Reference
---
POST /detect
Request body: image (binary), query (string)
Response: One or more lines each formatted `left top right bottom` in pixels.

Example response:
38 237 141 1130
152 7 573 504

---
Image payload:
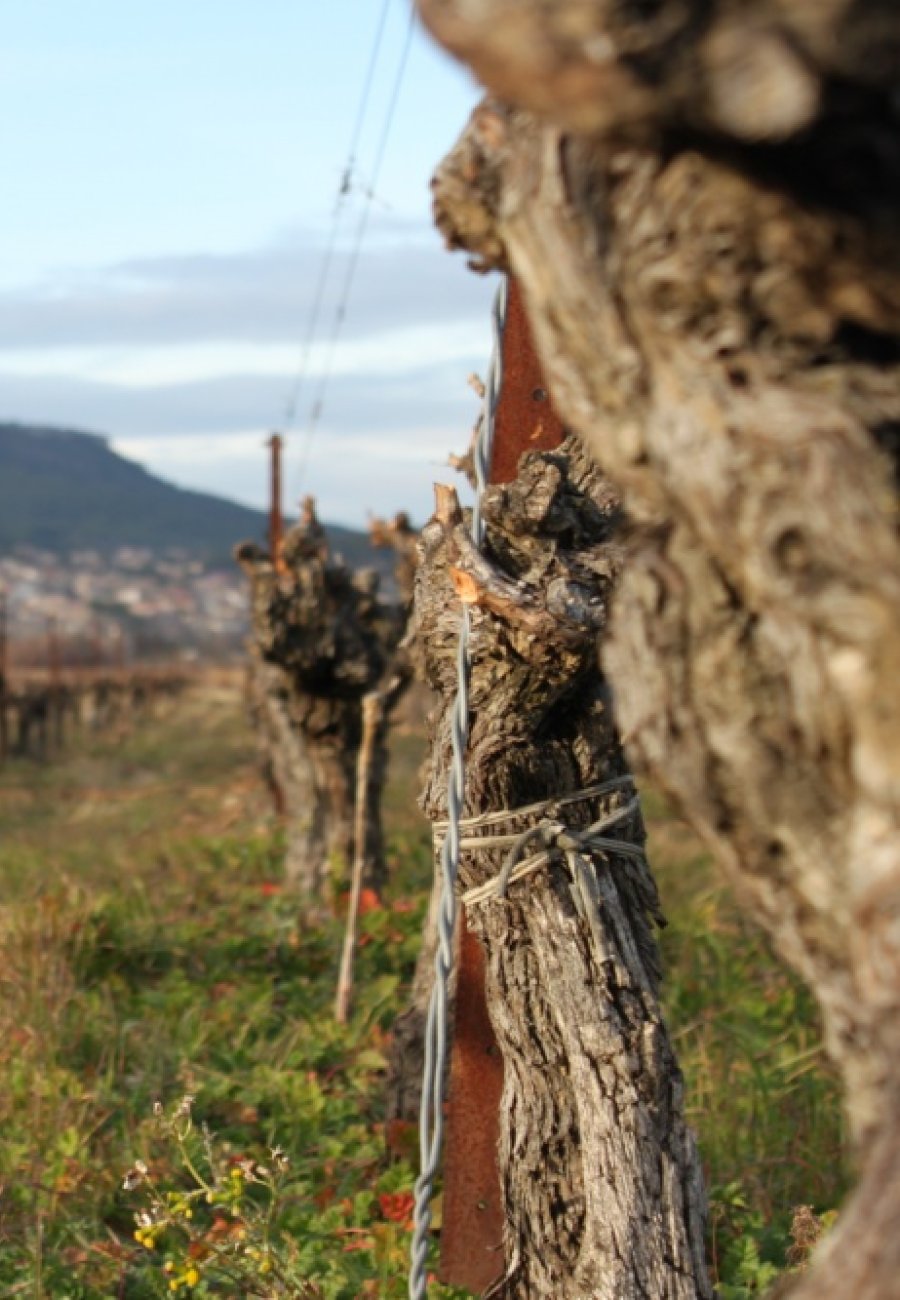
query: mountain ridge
0 422 381 571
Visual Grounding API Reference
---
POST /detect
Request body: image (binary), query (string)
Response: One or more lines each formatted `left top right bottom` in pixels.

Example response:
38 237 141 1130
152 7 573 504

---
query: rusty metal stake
267 432 286 573
439 279 565 1292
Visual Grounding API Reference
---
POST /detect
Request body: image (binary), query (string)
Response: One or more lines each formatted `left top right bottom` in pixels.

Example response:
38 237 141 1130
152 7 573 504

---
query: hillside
0 422 381 570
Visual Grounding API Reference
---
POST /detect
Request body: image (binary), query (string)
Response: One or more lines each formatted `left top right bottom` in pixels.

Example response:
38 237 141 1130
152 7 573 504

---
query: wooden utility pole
267 433 285 573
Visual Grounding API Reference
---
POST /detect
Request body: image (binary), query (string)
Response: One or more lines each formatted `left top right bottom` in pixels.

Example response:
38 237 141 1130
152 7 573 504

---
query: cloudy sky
1 1 496 527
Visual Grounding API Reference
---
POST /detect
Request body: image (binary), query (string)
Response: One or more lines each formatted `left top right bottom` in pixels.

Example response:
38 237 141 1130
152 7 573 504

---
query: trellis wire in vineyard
275 0 402 490
293 5 416 493
409 276 509 1300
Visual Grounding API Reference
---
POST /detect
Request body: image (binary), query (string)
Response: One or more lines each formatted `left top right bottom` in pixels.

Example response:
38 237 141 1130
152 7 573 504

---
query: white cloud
0 352 487 439
0 228 494 350
0 319 490 388
112 425 473 528
0 222 496 528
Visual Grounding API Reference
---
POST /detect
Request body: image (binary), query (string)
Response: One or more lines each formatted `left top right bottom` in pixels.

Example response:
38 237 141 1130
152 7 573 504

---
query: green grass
0 678 845 1296
646 790 846 1292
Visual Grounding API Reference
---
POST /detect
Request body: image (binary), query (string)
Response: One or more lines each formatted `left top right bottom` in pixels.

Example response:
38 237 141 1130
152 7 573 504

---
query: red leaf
378 1191 415 1227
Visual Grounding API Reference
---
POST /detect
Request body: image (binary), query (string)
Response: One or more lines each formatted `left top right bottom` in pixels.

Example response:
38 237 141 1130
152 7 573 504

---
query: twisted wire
408 276 509 1299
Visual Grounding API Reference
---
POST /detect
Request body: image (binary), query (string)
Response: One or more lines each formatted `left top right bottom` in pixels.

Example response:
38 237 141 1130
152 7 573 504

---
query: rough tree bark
245 650 323 870
413 437 711 1298
417 2 900 1295
236 502 408 901
418 0 900 142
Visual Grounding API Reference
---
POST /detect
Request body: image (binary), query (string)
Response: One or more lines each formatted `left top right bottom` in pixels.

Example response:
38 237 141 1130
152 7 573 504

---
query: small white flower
122 1160 148 1191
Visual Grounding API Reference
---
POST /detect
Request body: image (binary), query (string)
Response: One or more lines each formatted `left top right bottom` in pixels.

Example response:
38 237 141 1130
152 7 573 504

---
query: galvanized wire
295 6 416 492
409 275 509 1299
279 0 393 438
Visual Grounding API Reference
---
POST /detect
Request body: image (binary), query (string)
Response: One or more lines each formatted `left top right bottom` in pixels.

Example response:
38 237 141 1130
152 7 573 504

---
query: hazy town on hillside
0 422 389 667
1 543 248 665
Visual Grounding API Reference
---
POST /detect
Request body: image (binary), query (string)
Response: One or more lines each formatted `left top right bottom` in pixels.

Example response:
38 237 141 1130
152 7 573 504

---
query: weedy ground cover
0 677 845 1296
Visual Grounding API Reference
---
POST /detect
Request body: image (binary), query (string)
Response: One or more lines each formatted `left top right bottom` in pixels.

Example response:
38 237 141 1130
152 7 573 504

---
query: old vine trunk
236 506 407 902
414 438 710 1298
418 2 900 1295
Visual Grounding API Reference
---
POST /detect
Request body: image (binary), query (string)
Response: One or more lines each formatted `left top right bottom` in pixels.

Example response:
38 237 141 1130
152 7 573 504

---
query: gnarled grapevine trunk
236 505 408 902
414 438 711 1298
245 652 325 883
418 3 900 1294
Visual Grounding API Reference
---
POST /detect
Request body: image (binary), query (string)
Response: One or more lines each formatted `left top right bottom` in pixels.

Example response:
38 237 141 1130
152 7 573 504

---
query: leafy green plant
121 1090 468 1299
0 679 847 1297
123 1095 318 1296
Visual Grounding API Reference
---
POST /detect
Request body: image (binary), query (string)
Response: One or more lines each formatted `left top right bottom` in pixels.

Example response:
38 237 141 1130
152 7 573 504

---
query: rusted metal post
267 432 286 573
489 279 566 481
439 278 565 1291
